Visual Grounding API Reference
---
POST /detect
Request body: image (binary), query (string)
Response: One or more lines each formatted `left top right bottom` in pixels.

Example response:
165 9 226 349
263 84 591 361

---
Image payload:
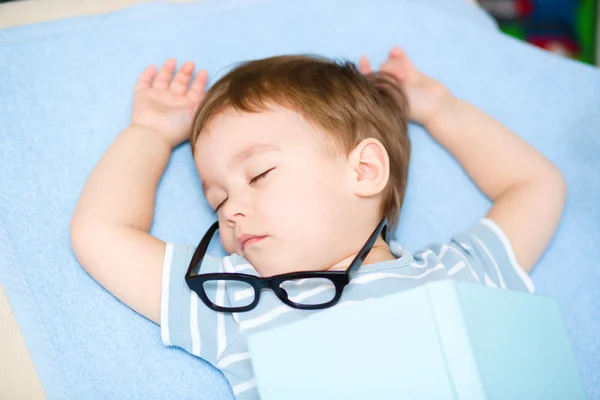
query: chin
247 257 290 277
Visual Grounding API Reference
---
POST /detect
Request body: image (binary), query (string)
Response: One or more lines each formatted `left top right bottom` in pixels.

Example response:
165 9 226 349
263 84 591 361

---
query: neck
326 237 396 271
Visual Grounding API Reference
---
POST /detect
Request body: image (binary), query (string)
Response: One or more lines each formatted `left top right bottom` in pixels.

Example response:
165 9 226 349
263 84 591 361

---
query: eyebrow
201 143 281 194
232 143 281 166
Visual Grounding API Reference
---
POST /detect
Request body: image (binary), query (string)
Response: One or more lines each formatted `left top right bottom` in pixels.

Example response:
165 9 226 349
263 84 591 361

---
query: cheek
256 180 297 219
261 165 344 219
219 226 236 254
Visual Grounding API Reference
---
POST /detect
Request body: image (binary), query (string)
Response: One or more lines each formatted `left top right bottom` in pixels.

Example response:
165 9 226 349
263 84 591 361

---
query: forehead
193 104 329 173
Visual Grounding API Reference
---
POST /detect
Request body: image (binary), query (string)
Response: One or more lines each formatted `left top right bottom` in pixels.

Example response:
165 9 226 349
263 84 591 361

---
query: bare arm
70 60 207 324
425 97 566 273
71 125 172 324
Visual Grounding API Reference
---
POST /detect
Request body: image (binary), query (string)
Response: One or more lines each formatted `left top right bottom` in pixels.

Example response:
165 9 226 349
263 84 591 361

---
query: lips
238 234 267 251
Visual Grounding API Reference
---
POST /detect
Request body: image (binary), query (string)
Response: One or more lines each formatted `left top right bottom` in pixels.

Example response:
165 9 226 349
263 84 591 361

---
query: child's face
194 104 375 277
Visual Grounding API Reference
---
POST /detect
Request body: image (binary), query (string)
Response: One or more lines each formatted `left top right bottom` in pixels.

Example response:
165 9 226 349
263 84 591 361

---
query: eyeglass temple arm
186 221 220 277
347 218 388 278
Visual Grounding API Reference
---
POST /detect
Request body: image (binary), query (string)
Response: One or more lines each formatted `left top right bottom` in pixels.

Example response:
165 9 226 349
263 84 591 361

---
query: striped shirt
160 218 534 399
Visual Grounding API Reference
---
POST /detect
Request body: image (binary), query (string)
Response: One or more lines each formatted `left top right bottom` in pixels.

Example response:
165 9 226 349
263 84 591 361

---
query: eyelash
250 167 275 184
213 168 275 213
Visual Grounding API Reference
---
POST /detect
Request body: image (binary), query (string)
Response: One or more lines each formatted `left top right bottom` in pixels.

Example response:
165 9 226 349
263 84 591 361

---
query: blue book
247 280 585 399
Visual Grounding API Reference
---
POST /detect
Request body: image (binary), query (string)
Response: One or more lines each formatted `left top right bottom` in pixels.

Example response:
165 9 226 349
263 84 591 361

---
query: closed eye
213 167 275 214
214 199 227 214
250 167 275 185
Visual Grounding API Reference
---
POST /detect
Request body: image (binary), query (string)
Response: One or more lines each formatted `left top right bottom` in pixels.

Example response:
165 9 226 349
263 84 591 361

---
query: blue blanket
0 0 598 398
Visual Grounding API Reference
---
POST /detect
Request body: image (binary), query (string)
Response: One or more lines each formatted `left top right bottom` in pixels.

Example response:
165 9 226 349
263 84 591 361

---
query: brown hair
190 55 410 229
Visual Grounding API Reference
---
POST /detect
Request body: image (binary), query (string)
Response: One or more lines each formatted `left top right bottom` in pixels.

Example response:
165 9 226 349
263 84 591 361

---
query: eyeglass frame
185 218 388 313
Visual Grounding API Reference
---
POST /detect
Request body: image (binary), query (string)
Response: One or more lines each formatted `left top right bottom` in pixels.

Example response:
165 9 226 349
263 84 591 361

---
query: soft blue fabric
0 0 598 399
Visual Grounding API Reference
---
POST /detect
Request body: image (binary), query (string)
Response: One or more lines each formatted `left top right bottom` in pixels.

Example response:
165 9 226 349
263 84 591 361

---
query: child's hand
359 47 451 127
131 59 208 148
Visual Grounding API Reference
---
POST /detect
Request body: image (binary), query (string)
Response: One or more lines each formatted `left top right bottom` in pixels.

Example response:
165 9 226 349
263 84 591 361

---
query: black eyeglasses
185 218 388 313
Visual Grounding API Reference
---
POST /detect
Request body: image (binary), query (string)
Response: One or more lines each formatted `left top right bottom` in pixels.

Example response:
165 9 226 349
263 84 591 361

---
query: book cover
247 280 585 399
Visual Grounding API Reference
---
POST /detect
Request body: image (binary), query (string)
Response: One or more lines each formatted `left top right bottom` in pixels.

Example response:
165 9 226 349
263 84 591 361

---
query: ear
347 138 390 197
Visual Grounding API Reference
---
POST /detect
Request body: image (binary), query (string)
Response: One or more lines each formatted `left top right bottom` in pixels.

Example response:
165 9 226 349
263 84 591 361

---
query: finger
152 58 177 90
169 61 196 95
187 69 208 104
381 61 406 81
134 64 157 93
358 56 372 74
389 46 406 60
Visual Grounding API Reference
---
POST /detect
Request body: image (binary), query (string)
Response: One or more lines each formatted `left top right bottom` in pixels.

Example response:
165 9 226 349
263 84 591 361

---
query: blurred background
0 0 598 66
479 0 597 65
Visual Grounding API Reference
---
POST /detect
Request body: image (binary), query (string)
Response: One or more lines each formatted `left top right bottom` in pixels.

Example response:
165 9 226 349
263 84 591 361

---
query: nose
221 192 250 227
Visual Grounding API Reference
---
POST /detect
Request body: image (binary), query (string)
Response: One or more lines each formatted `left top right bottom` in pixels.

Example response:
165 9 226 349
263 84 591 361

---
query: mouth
239 235 267 251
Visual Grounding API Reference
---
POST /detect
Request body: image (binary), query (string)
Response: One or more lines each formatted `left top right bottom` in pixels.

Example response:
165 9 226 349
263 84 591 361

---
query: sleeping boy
70 46 565 399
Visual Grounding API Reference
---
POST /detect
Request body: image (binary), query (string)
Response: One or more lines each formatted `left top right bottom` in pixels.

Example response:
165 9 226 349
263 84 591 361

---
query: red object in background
529 36 580 57
515 0 534 16
479 0 534 19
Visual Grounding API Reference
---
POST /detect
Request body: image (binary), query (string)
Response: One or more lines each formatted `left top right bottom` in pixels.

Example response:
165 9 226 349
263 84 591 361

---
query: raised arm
360 47 566 273
424 95 565 273
70 60 207 324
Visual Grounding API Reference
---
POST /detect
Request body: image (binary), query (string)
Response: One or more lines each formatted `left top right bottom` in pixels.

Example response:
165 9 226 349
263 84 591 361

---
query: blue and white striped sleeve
160 243 239 366
448 218 535 293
